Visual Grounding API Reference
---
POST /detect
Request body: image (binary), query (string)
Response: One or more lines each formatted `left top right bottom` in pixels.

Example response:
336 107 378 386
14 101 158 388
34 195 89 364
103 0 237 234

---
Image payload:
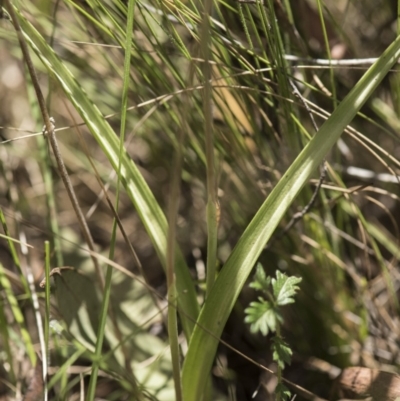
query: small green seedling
245 264 302 401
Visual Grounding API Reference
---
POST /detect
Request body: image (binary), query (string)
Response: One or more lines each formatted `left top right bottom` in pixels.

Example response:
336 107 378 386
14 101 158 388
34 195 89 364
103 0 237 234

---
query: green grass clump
1 1 400 400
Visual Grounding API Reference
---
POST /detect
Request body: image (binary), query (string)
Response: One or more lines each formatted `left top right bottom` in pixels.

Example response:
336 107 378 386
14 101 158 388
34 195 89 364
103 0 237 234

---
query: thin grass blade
182 34 400 400
15 10 199 337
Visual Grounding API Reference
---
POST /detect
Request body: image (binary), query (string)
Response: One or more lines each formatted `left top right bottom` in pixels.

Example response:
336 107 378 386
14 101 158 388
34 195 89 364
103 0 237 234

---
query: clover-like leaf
272 271 302 306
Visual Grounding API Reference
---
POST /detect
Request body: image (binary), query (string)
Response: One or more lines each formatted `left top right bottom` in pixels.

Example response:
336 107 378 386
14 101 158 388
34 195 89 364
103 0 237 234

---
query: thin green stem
201 0 218 299
86 0 142 399
238 3 253 50
264 0 298 152
165 99 191 400
316 0 337 108
44 0 63 268
44 241 51 401
38 135 64 267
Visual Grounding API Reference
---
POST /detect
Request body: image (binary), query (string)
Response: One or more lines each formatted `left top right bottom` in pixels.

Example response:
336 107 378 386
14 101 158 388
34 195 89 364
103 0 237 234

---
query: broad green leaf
15 9 199 337
182 35 400 400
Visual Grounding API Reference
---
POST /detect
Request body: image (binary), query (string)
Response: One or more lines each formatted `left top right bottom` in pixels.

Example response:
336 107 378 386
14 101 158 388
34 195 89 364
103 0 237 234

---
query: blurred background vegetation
1 0 400 400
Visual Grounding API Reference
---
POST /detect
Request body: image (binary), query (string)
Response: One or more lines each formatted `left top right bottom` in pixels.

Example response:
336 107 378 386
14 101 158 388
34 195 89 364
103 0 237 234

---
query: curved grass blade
181 35 400 400
15 10 199 337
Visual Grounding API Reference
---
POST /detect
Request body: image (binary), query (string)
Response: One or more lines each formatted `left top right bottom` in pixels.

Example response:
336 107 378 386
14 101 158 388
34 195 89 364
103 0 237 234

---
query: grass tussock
1 1 400 400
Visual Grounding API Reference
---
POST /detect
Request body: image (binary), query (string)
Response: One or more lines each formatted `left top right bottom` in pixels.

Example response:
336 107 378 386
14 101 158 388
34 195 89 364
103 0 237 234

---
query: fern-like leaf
244 298 281 336
271 337 292 369
272 271 302 306
249 263 271 293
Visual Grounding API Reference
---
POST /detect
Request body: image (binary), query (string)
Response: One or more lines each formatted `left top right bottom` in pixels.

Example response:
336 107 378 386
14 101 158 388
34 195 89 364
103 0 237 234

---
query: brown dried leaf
337 367 400 401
